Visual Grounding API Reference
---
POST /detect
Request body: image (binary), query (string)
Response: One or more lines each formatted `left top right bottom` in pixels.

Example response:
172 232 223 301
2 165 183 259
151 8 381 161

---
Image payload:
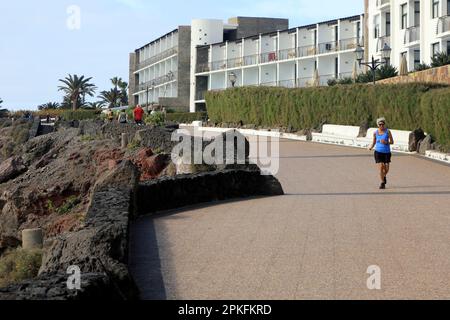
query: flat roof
197 14 363 49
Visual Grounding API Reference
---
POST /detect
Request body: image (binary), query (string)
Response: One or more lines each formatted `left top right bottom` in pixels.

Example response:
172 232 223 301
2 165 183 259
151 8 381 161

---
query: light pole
229 72 237 88
355 43 392 85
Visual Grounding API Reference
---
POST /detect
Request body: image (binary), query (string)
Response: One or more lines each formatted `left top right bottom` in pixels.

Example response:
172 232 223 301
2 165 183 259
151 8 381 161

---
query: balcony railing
339 37 363 51
377 36 391 52
278 48 297 61
376 0 390 7
137 46 178 70
318 41 339 54
297 45 317 58
227 57 244 68
437 15 450 34
260 51 278 64
211 59 227 71
195 37 364 74
404 26 420 44
278 79 297 88
244 54 259 66
137 71 178 92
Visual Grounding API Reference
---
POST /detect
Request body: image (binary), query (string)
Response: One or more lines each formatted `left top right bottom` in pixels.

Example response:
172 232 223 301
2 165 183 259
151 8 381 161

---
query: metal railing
340 37 363 51
227 57 244 68
376 0 390 7
278 79 297 88
137 46 178 69
404 26 420 44
260 81 277 87
437 15 450 34
244 54 259 66
260 51 278 64
278 48 297 61
298 45 318 57
138 71 178 92
211 59 227 71
195 37 364 74
318 41 339 54
377 36 391 52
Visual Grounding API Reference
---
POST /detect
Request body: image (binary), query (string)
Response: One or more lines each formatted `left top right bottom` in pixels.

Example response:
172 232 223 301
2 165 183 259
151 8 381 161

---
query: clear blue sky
0 0 363 110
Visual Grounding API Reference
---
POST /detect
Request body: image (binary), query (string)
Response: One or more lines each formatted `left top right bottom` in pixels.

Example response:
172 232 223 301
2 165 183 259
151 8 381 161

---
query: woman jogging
369 117 394 190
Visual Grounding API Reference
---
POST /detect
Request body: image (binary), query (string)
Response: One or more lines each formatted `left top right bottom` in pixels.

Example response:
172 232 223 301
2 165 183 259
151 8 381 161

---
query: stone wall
28 118 41 140
0 161 140 300
137 169 284 215
128 52 138 107
378 65 450 85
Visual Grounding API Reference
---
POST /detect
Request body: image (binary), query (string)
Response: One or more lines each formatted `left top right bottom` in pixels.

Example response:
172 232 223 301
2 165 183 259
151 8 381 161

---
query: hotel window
401 4 408 29
335 57 339 78
432 42 440 56
432 0 439 18
448 0 450 14
414 50 421 69
386 12 391 36
356 21 361 43
447 41 450 55
414 1 420 26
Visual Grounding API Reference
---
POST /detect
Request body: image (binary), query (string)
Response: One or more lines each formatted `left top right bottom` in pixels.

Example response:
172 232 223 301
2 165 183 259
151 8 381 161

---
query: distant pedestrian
117 110 128 124
369 117 395 190
106 109 114 123
134 105 144 125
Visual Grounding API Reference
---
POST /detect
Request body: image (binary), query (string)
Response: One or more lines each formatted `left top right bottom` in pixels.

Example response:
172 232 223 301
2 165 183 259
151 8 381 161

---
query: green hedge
61 110 100 121
165 112 207 124
205 84 450 150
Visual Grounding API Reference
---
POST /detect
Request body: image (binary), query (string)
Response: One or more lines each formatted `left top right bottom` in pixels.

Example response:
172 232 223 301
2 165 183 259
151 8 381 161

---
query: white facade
189 19 239 112
192 15 365 111
134 29 179 105
367 0 450 72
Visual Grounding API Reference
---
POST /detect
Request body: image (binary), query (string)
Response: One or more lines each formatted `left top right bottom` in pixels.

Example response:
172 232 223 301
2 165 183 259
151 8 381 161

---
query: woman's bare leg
379 164 386 182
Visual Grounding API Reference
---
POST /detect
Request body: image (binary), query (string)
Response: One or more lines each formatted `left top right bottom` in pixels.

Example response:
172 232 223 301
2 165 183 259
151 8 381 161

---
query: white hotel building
366 0 450 72
191 15 365 111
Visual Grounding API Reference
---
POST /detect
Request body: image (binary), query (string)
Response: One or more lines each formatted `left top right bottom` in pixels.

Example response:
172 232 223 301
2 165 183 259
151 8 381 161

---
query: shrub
431 52 450 68
56 196 81 215
205 83 450 151
327 79 337 87
145 112 165 126
415 63 431 72
61 110 100 121
0 248 43 287
337 77 354 85
165 112 208 124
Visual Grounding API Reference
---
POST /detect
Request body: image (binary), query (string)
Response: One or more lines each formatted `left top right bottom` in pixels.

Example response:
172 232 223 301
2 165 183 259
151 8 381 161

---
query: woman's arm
389 131 395 145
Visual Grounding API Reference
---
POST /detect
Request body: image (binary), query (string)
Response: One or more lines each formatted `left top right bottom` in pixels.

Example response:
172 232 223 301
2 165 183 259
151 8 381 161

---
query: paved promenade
129 140 450 300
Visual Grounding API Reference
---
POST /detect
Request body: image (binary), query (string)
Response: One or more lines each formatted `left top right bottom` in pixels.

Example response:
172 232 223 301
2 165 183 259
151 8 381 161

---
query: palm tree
111 77 129 106
58 74 97 111
0 98 3 107
98 88 122 109
38 102 60 110
85 101 104 109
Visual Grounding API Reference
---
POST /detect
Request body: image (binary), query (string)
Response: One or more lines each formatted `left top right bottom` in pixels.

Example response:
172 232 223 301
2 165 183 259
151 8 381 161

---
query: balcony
437 15 450 35
211 59 227 71
404 26 420 45
227 57 244 69
318 41 339 54
297 45 317 58
376 0 390 9
377 36 391 52
278 48 297 61
137 71 178 92
339 37 363 51
260 51 278 64
137 46 178 70
194 37 364 74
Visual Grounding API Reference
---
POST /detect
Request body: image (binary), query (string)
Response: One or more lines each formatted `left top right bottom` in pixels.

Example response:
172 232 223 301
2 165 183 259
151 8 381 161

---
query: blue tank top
375 129 391 154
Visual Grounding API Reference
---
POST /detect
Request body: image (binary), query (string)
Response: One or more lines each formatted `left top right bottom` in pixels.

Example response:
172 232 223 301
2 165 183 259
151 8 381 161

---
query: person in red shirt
133 105 144 125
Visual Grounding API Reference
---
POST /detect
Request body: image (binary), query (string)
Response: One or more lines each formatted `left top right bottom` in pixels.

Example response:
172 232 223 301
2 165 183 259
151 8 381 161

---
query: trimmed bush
205 83 450 150
61 110 100 121
165 112 207 124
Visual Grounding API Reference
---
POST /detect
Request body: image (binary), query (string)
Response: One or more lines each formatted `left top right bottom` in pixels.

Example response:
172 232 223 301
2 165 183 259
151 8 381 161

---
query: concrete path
129 140 450 300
